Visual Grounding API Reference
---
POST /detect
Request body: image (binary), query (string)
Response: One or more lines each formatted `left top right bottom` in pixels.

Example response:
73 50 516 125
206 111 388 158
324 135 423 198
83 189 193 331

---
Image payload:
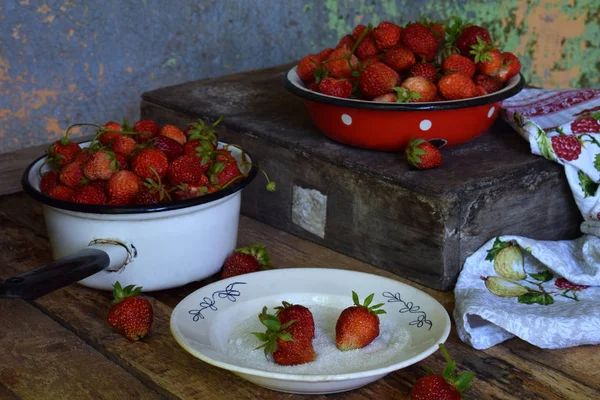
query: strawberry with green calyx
252 306 316 366
335 291 386 351
406 138 442 169
135 167 174 205
107 282 153 342
221 244 273 279
394 87 423 103
410 343 474 400
469 37 503 75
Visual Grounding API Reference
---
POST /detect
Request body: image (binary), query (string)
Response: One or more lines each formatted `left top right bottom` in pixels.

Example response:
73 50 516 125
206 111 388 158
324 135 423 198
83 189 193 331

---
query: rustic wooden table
0 145 598 400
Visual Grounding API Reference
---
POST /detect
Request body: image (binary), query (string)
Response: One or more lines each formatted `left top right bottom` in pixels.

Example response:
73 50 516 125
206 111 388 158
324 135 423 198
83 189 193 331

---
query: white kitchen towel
454 88 600 349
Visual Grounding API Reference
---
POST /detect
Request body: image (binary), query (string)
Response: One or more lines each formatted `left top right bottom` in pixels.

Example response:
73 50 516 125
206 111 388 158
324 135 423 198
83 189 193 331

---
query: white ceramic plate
170 268 451 395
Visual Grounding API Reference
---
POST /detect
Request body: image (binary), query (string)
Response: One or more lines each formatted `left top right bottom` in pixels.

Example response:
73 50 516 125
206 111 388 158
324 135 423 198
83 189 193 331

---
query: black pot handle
0 248 110 300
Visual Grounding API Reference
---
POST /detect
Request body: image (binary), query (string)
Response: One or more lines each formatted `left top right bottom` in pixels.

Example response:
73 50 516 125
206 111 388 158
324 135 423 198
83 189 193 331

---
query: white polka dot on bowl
341 114 352 125
487 106 495 118
419 119 432 131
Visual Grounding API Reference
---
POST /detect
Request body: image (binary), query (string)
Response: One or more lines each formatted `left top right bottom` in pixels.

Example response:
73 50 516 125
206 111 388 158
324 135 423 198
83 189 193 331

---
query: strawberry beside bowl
284 66 525 151
1 141 256 299
170 268 451 395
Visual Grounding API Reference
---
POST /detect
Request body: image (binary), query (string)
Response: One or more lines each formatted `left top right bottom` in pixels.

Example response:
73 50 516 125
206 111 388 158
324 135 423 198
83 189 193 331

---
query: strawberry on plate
107 282 153 342
220 244 272 279
406 138 442 169
410 344 474 400
252 305 316 366
335 291 386 351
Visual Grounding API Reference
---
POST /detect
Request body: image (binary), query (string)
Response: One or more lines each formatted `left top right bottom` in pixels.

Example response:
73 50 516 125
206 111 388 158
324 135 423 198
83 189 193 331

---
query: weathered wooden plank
0 299 162 400
0 386 19 400
0 193 597 400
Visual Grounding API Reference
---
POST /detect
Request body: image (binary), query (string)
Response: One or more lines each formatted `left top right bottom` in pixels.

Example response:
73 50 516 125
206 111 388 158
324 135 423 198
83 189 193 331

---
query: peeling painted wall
0 0 598 153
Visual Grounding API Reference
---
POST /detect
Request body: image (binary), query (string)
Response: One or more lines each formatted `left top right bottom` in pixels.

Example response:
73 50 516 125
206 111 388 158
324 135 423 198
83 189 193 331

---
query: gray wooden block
140 63 582 291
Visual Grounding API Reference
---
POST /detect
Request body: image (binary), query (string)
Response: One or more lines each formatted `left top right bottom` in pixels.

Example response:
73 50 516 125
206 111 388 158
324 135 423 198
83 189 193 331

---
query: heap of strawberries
297 17 521 102
252 291 386 366
37 117 275 206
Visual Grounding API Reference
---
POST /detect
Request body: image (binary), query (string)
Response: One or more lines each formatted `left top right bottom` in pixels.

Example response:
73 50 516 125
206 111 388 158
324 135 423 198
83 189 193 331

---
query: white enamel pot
1 141 257 299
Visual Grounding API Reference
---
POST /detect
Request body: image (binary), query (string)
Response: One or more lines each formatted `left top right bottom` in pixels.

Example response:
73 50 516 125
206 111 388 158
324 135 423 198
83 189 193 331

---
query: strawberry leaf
352 291 360 306
578 170 599 198
485 237 510 262
277 332 294 342
363 293 374 307
529 271 553 282
251 332 269 342
518 292 554 305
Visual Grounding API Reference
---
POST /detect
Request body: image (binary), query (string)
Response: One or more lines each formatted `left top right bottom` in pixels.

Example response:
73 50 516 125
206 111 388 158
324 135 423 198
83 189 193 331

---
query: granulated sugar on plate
226 304 410 374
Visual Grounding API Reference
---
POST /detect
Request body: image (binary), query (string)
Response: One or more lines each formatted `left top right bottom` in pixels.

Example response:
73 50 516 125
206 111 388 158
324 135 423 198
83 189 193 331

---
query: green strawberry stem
351 291 386 315
251 306 296 356
235 244 273 269
350 23 373 56
64 122 100 143
111 281 143 305
439 343 474 393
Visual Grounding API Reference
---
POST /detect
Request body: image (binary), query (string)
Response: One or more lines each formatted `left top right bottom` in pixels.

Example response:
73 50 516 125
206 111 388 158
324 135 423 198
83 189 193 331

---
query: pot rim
21 140 258 215
284 66 525 111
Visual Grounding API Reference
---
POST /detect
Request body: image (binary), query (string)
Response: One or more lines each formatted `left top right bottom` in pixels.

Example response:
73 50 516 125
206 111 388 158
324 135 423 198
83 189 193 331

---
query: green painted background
1 0 598 153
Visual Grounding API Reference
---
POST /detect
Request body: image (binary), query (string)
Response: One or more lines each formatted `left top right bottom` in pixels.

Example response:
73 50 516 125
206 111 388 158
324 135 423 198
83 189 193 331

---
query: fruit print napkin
454 88 600 350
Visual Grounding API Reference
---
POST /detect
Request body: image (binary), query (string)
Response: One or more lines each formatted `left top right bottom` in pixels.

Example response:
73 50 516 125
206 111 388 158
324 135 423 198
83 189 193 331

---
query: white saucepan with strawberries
0 118 273 299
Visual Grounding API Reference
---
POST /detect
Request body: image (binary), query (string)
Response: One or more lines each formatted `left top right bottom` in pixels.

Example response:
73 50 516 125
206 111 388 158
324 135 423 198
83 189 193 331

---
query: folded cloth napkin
454 88 600 350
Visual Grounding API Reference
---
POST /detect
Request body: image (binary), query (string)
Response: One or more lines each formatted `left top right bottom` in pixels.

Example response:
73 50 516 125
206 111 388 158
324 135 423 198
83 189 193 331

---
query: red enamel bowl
284 67 525 151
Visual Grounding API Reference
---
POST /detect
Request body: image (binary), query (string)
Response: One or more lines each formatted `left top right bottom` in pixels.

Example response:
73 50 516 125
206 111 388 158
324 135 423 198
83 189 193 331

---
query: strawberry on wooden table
406 138 442 169
410 344 474 400
107 282 153 342
220 244 272 279
335 291 386 351
252 305 316 366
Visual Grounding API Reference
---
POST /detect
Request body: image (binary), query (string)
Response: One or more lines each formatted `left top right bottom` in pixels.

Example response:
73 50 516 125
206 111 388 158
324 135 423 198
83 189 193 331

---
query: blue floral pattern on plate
383 291 433 330
189 282 246 321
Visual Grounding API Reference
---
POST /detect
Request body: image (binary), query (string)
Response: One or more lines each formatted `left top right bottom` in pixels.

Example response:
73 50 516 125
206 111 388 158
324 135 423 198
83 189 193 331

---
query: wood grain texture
0 192 597 400
0 300 162 400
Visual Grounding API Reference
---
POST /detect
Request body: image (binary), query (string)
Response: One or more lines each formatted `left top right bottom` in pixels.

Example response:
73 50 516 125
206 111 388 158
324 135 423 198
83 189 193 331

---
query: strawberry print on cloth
454 88 600 350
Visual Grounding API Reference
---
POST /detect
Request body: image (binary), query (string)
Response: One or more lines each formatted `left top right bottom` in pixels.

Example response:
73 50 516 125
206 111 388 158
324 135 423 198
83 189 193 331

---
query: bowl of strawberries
170 268 451 395
285 18 525 151
15 117 274 295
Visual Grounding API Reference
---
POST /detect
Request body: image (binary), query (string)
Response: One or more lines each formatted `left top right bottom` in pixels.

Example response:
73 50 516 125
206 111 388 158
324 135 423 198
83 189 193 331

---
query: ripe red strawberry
335 291 386 350
40 170 59 193
359 62 400 99
133 119 160 143
456 25 492 58
409 62 439 83
297 54 321 83
473 74 504 94
381 44 416 72
107 170 142 206
172 181 209 200
252 306 316 366
571 117 600 134
107 282 153 342
406 138 442 169
551 135 581 161
401 76 437 102
323 48 359 79
131 148 169 179
90 179 107 193
111 135 137 156
47 185 76 201
438 72 479 100
372 93 398 102
275 301 315 340
336 35 356 51
72 184 107 205
554 277 589 291
159 125 186 145
410 344 473 400
183 138 206 157
114 152 129 171
152 135 184 161
83 150 118 181
134 176 172 205
496 52 521 82
442 54 476 78
220 244 271 279
211 151 243 187
48 137 81 167
59 161 86 189
167 154 209 185
317 77 353 99
307 82 319 92
355 35 380 60
99 121 122 145
470 39 503 76
73 149 92 164
429 22 445 44
401 23 438 62
372 21 401 49
316 48 334 62
352 24 367 40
